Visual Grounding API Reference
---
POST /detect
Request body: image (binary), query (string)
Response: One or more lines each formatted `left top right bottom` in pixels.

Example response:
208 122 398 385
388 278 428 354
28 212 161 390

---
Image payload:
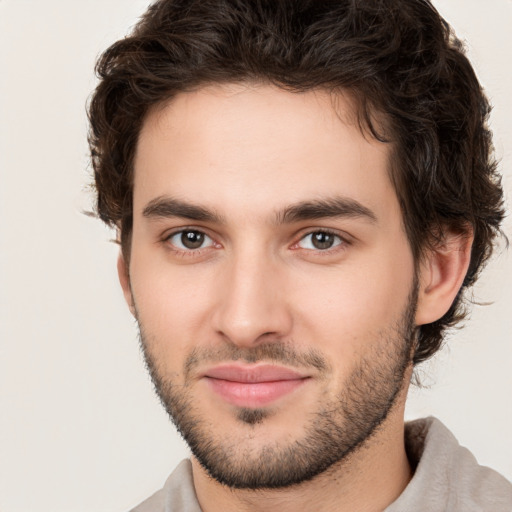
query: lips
202 364 310 408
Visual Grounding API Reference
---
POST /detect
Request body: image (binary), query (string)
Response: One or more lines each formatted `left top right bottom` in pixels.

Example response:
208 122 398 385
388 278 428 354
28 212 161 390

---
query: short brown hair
88 0 505 364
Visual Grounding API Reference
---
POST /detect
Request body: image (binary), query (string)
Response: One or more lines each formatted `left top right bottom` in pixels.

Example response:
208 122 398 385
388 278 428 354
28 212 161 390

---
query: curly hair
88 0 505 365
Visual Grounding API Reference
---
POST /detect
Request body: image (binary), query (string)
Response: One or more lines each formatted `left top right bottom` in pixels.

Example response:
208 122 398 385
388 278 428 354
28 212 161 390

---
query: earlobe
415 230 473 326
117 251 136 317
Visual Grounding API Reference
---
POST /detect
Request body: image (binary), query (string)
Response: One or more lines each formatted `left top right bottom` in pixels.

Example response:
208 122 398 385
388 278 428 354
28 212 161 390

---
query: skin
118 83 472 512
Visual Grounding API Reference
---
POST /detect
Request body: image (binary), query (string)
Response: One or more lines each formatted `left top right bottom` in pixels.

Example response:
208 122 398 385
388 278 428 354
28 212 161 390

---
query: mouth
201 364 310 408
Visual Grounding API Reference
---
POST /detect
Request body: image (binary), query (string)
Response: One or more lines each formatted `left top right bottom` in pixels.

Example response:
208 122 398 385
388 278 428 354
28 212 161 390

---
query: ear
415 229 473 326
117 251 136 317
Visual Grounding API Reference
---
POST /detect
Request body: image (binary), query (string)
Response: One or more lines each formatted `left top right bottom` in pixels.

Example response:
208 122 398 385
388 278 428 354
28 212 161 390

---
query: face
124 84 418 488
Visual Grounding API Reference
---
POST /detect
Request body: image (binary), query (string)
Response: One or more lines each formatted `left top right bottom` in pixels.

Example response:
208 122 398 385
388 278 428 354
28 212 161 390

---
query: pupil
181 231 204 249
312 232 334 250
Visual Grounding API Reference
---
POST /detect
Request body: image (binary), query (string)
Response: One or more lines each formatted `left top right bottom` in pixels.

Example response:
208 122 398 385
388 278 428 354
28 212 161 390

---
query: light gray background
0 1 511 511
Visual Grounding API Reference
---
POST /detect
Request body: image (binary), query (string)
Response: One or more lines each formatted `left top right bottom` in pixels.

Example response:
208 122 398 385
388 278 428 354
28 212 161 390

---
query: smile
202 364 310 408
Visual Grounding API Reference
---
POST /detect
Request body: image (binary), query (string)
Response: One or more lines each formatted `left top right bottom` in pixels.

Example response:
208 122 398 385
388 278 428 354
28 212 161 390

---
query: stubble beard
136 286 418 490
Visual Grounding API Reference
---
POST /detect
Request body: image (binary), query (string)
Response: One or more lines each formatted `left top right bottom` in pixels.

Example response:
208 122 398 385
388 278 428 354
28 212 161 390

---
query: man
88 0 512 510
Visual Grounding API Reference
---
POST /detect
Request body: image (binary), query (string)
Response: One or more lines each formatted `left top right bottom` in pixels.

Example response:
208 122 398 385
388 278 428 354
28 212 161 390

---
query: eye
297 231 343 250
167 230 214 251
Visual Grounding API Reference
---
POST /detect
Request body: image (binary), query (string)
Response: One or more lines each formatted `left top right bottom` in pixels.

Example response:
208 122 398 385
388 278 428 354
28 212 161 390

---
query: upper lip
202 364 309 383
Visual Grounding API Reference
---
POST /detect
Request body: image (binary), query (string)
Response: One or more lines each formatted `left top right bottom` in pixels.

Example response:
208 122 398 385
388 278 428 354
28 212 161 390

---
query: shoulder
129 459 202 512
388 417 512 512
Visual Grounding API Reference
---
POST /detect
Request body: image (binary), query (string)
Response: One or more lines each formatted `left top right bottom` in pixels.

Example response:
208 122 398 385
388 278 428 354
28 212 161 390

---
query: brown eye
298 231 342 250
168 230 213 250
181 231 204 249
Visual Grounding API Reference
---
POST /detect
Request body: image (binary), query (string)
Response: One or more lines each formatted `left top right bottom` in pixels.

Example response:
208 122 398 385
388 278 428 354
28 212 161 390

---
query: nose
211 249 293 347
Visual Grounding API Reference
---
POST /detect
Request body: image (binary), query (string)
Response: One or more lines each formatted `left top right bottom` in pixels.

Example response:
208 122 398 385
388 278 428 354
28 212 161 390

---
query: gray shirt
131 417 512 512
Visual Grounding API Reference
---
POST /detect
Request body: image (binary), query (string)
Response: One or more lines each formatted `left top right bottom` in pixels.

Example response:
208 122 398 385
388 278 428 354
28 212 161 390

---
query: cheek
292 243 415 359
129 256 216 371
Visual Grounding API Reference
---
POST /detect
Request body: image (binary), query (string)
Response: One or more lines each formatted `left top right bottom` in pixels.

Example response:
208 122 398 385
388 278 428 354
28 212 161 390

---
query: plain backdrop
0 1 511 511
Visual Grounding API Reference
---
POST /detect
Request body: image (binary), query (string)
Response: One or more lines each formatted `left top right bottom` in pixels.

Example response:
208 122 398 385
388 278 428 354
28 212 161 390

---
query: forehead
133 83 398 224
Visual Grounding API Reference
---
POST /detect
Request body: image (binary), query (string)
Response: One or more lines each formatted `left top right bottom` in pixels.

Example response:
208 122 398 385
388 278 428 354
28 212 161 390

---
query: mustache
184 342 330 380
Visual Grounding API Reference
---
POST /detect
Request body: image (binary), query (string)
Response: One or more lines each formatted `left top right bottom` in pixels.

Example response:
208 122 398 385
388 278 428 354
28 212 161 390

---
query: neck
191 402 412 512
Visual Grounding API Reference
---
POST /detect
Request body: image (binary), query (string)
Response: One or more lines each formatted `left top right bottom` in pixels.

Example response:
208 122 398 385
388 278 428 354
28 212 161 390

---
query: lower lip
205 377 308 408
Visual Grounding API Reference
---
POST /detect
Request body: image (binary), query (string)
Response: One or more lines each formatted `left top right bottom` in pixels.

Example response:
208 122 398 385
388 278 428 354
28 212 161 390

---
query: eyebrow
143 196 225 223
142 195 377 225
276 197 377 224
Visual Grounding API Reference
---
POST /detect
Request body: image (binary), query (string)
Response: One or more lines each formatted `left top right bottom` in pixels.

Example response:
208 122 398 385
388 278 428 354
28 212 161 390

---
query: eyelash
162 228 350 257
292 229 348 253
163 228 217 258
